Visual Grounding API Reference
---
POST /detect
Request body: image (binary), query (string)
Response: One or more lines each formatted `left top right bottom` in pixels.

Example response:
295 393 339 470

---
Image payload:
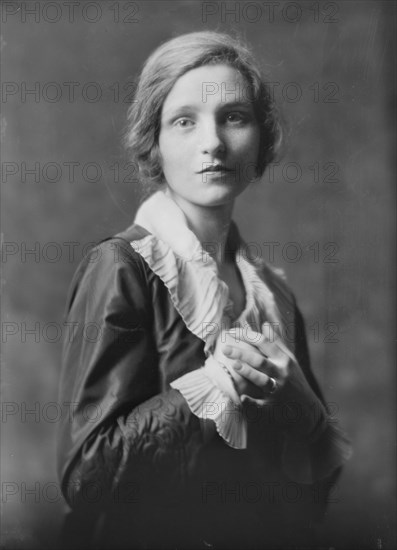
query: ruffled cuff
281 420 353 484
170 368 247 449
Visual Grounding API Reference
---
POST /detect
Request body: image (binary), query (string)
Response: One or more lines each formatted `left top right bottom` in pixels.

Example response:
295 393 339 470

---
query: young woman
57 31 351 550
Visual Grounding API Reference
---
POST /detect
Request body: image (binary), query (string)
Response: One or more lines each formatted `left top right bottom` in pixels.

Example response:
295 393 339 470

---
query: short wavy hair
125 31 282 189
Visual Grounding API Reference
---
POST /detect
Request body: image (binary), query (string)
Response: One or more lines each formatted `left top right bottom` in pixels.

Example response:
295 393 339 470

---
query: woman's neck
166 190 234 267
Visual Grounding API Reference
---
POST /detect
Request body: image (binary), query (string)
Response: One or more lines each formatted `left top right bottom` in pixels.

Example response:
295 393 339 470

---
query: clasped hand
213 323 295 406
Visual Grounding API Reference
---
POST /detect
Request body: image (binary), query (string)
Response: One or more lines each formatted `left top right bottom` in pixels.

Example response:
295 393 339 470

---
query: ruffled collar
135 188 209 261
130 189 282 354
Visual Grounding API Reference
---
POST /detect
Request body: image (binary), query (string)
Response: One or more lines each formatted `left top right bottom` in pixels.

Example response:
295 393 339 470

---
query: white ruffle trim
131 190 289 353
171 369 247 449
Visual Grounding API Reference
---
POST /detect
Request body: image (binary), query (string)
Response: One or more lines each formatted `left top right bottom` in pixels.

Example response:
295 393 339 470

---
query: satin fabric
57 221 341 550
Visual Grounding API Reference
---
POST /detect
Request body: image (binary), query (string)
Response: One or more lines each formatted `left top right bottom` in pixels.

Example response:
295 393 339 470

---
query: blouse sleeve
56 238 214 513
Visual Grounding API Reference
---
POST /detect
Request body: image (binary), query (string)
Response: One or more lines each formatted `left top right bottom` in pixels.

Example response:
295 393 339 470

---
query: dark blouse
57 223 345 550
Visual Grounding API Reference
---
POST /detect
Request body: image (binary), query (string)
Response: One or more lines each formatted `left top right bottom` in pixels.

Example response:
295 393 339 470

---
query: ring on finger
266 376 278 394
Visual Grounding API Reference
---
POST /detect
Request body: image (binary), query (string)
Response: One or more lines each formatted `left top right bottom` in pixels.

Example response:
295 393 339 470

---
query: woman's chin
166 177 250 208
193 187 240 207
200 181 249 205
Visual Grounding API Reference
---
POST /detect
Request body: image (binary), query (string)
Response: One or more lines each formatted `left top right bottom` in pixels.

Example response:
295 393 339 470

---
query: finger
233 361 272 388
228 326 278 358
273 337 297 363
221 344 265 369
222 343 284 380
240 394 268 407
226 327 264 347
244 325 298 367
225 326 297 372
261 323 298 363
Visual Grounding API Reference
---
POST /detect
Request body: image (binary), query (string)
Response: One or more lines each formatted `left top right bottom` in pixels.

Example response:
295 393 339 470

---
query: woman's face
158 64 260 208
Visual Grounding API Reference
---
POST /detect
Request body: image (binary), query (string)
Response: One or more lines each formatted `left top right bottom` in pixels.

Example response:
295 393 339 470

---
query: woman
57 32 351 550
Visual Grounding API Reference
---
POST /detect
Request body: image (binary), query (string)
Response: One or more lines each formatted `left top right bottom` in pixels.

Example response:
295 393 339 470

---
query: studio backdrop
1 1 395 549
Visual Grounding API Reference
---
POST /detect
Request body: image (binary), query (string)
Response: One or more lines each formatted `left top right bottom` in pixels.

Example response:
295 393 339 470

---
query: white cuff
170 364 247 449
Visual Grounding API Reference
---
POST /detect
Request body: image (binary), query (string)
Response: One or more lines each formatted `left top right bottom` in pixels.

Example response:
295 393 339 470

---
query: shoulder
114 222 151 243
77 223 151 275
65 224 153 312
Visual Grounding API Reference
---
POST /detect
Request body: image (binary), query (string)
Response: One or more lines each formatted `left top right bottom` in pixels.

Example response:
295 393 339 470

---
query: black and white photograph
1 1 395 549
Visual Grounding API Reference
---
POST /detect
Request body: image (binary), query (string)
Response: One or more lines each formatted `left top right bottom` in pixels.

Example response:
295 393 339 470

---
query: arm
214 303 352 484
280 303 352 486
57 238 212 513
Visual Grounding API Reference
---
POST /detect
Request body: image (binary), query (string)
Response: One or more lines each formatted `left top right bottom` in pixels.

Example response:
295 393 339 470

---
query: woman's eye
226 112 246 123
174 118 194 128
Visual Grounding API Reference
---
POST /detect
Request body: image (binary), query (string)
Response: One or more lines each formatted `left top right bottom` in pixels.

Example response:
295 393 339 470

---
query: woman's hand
213 325 283 400
216 324 290 404
220 323 329 440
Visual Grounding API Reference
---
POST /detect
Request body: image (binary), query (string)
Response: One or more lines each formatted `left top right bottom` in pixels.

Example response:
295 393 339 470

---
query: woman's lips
197 166 234 174
199 169 237 182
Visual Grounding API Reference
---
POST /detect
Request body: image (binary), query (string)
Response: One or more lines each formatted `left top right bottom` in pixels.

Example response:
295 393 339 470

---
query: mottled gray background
1 1 395 548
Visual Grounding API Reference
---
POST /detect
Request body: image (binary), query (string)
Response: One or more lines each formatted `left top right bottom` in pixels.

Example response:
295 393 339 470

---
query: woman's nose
199 121 225 155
